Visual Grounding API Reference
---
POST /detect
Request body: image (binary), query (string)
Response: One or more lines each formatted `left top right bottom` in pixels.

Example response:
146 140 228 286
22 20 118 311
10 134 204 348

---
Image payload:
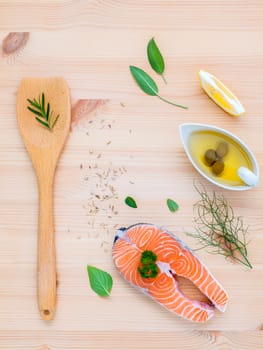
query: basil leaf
147 38 166 83
129 66 158 96
167 198 179 212
125 196 137 208
87 265 113 297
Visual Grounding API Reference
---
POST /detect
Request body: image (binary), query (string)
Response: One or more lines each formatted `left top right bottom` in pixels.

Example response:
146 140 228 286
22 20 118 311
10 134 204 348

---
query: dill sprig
188 183 252 269
27 93 60 131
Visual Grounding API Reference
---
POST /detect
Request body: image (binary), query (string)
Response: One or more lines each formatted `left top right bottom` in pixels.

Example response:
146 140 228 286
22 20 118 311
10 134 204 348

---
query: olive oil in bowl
189 130 252 186
179 123 259 190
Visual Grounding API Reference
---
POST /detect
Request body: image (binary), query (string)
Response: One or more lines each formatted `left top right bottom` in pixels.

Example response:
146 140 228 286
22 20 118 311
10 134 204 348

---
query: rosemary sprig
27 93 60 131
188 183 252 269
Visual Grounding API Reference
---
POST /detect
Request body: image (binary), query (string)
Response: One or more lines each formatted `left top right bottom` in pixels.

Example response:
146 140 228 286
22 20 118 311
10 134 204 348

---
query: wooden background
0 1 263 349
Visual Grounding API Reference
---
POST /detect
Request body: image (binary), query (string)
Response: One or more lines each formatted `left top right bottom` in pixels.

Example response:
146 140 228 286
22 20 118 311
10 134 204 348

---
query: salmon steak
112 223 228 323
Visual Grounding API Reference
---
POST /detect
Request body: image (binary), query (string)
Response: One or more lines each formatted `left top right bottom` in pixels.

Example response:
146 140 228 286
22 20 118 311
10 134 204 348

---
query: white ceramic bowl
179 123 259 191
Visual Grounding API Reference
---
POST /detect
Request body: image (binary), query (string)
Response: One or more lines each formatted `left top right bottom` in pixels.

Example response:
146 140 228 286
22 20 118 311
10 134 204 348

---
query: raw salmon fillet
112 223 228 323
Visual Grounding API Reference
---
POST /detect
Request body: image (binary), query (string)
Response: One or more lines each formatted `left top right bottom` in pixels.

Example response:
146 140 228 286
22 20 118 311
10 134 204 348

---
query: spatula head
17 77 71 172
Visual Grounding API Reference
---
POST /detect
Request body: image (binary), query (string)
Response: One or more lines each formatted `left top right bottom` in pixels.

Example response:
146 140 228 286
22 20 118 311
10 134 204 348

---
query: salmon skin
112 223 228 323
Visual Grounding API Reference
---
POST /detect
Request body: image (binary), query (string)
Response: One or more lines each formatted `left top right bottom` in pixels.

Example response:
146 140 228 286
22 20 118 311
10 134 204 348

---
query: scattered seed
79 115 131 241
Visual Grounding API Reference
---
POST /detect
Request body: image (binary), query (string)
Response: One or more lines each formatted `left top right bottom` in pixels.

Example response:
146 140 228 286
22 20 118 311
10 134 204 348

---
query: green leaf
41 93 46 117
27 106 43 118
129 66 158 96
46 102 50 121
87 265 113 297
167 198 179 212
27 98 41 110
129 65 188 109
125 196 137 208
41 93 45 108
51 114 60 129
35 117 50 129
147 38 166 83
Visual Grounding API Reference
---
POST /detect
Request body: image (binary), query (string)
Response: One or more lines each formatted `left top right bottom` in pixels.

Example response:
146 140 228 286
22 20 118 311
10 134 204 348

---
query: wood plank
0 1 262 31
0 0 263 348
0 331 263 350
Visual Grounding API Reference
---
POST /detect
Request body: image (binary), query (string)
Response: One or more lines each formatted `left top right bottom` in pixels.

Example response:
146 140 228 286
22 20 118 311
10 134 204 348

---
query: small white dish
179 123 259 191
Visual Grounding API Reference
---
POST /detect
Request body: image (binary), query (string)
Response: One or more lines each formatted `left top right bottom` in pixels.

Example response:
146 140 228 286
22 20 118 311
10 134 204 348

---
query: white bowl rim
179 122 260 191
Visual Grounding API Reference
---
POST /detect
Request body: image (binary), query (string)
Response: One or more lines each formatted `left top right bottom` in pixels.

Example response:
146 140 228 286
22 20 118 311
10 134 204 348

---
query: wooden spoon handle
37 179 56 320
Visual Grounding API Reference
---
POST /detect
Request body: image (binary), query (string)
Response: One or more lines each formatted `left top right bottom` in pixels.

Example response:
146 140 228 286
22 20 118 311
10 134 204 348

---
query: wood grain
0 0 263 348
0 331 263 350
0 1 262 31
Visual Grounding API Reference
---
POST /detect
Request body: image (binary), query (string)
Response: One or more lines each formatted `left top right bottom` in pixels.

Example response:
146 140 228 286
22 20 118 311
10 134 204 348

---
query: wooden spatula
17 78 71 320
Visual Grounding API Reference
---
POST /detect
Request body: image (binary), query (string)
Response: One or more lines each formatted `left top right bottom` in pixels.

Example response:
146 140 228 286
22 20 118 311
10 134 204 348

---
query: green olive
216 142 229 158
212 159 225 176
204 149 217 166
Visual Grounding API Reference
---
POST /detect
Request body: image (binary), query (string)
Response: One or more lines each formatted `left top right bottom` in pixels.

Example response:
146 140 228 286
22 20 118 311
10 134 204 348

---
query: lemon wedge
198 70 245 116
